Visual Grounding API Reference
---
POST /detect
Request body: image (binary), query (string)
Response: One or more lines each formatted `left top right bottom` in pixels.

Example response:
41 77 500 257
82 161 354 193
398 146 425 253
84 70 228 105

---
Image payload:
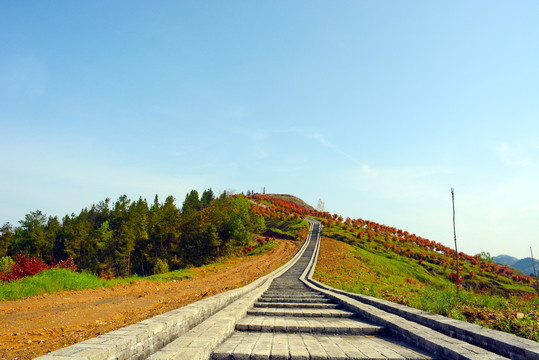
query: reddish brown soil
0 240 301 359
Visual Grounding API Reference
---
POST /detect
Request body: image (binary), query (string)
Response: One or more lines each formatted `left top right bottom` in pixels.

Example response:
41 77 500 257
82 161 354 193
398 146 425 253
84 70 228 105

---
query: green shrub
153 258 169 275
0 256 14 273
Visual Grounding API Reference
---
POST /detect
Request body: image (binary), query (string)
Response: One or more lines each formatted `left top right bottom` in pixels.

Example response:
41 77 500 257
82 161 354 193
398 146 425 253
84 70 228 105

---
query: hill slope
494 255 539 277
265 194 315 210
493 254 518 267
247 194 538 341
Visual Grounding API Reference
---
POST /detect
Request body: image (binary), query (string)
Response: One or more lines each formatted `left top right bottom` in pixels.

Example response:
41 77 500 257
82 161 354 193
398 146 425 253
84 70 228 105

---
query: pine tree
182 190 201 214
17 210 48 258
0 223 14 258
201 188 215 208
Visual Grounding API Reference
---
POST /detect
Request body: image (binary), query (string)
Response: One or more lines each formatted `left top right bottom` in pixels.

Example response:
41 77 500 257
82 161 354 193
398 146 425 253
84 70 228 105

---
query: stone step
262 293 324 298
254 301 339 309
248 308 356 318
259 297 331 303
236 316 385 335
264 289 317 293
212 332 437 360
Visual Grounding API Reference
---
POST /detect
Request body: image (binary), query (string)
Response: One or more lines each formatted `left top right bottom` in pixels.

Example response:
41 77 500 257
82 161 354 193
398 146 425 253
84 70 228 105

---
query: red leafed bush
448 272 462 286
0 252 49 283
0 253 78 283
99 269 114 280
50 256 77 272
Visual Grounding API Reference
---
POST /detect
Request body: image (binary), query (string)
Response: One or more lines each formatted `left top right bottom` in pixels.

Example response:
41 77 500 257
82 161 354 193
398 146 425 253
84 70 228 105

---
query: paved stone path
212 223 436 360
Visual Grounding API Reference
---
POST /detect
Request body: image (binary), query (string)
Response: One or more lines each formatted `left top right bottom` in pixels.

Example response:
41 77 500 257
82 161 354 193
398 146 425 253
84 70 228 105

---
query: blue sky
1 1 538 258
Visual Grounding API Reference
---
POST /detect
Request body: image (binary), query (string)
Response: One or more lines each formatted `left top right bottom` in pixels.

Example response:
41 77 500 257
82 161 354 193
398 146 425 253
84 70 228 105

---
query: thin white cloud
308 132 360 164
343 164 453 203
494 142 535 167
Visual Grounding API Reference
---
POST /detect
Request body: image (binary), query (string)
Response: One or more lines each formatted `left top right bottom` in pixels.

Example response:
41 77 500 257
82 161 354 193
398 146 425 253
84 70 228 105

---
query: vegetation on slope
265 194 315 211
0 190 268 278
315 222 538 341
1 191 537 341
0 191 308 300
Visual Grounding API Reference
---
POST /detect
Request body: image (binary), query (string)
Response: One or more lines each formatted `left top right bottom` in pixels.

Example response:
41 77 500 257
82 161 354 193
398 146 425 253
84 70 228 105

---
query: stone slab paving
254 301 339 309
212 332 436 360
247 307 356 318
236 315 384 335
258 296 330 303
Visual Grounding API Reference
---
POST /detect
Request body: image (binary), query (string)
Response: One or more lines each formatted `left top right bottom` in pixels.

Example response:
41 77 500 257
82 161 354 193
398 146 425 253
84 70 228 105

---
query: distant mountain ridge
494 255 538 277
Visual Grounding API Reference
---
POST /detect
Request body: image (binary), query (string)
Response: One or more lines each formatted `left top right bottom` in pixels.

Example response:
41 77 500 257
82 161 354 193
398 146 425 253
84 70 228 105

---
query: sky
1 1 538 259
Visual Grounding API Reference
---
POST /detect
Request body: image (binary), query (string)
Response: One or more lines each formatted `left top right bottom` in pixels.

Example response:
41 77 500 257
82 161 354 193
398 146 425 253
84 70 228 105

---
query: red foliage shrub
0 253 78 283
448 272 462 286
1 252 49 283
99 269 114 280
50 256 77 272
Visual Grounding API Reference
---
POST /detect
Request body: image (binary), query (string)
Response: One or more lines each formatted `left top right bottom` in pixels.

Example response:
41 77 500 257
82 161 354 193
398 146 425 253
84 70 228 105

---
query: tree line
0 190 266 277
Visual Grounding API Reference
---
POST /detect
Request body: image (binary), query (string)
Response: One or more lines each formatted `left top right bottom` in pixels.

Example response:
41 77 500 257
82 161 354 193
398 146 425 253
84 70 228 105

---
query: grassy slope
314 222 539 341
265 217 309 239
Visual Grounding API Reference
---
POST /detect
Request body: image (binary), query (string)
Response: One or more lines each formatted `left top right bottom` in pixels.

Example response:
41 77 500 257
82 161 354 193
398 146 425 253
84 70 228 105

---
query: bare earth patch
0 239 301 360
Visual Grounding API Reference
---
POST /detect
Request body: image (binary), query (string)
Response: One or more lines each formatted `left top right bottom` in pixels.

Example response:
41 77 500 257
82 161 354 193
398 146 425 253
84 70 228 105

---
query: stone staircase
212 240 435 360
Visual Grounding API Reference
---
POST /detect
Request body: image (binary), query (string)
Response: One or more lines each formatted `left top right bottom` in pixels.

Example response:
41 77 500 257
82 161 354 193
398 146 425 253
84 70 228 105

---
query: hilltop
265 193 315 211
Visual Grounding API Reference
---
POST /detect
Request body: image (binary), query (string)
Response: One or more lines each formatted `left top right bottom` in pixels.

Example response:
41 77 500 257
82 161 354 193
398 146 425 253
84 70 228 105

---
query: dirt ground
0 239 301 360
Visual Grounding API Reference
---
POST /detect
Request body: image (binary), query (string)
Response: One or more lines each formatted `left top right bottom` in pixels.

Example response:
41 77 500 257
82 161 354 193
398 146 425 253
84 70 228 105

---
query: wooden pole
531 247 537 279
532 247 538 294
451 188 459 295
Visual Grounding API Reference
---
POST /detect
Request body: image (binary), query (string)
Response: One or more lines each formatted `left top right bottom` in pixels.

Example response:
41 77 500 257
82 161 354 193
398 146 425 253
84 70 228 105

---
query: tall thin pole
531 247 537 279
451 188 460 295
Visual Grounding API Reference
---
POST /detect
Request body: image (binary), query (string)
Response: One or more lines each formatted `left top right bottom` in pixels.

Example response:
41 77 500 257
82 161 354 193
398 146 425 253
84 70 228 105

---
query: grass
247 238 281 256
145 268 195 282
0 268 140 301
314 227 539 342
265 217 309 239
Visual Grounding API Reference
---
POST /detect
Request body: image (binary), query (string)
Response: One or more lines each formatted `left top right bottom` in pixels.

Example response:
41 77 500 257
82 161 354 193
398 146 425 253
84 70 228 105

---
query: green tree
0 223 14 258
129 197 150 275
45 216 61 262
228 195 265 247
201 188 215 208
17 210 49 258
68 212 93 267
182 190 201 214
478 251 493 263
149 195 180 266
97 220 114 270
180 211 219 266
